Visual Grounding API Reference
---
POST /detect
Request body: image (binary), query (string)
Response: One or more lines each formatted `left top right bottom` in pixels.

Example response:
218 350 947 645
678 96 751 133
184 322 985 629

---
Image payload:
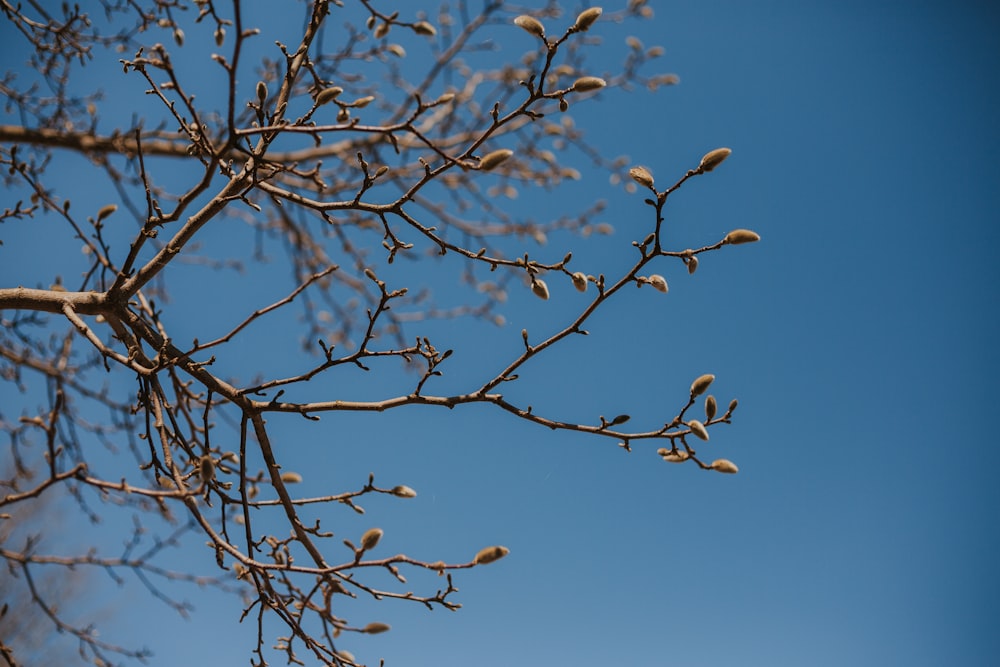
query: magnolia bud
280 471 302 483
391 485 417 498
724 229 761 245
479 149 513 171
351 95 375 108
363 622 391 634
572 76 607 92
571 272 588 292
573 7 603 32
256 81 268 101
360 528 383 550
705 395 717 422
687 255 699 274
413 21 437 36
513 15 546 38
648 274 668 293
315 87 344 105
658 448 690 463
690 374 715 396
214 27 225 46
710 459 739 474
96 204 118 222
628 166 654 188
531 279 550 300
687 419 709 441
699 147 731 172
474 545 510 565
198 456 215 483
728 398 739 414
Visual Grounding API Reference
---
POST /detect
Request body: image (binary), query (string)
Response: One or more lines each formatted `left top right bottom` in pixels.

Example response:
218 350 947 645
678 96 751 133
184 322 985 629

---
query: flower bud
479 149 513 171
280 471 302 484
658 448 690 463
315 87 344 105
350 95 375 108
687 255 698 274
96 204 118 222
628 166 654 188
198 456 215 483
710 459 739 474
571 272 588 292
724 229 761 245
363 622 391 634
648 274 668 293
698 147 731 172
256 81 268 101
474 545 510 565
573 7 603 32
531 279 550 300
214 27 225 47
690 374 715 396
705 395 717 422
572 76 607 92
728 398 739 414
687 419 709 441
514 15 546 38
413 21 437 36
360 527 383 550
391 485 417 498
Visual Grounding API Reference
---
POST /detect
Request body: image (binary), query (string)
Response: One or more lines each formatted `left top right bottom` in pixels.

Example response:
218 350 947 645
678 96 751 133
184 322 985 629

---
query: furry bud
514 15 546 38
280 471 302 484
256 81 268 101
316 87 344 105
648 274 668 293
572 76 607 92
413 21 437 36
363 622 391 634
391 485 417 498
479 149 513 171
699 147 731 172
724 229 761 245
690 374 715 396
531 279 550 300
474 545 510 565
571 272 588 292
628 166 654 188
687 419 709 441
360 528 383 551
711 459 739 474
573 7 603 32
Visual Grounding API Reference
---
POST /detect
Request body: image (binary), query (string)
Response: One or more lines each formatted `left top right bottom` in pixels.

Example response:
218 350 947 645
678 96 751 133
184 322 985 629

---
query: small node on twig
474 545 510 565
573 7 603 32
710 459 739 474
513 15 546 39
687 420 710 441
690 374 715 396
698 147 732 172
723 229 761 245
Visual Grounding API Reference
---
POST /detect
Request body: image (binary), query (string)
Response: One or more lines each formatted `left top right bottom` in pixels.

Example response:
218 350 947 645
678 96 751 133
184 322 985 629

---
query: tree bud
728 398 739 414
514 15 546 38
628 166 654 188
360 528 383 550
413 21 437 36
391 485 417 498
687 256 699 274
690 374 715 396
571 272 588 292
531 279 550 300
198 456 215 483
479 149 513 171
648 274 668 293
658 448 689 463
705 395 717 422
363 622 391 634
724 229 761 245
256 81 268 101
698 147 731 172
687 419 709 441
315 87 344 105
474 545 510 565
573 7 603 32
572 76 607 92
280 471 302 483
96 204 118 222
710 459 739 474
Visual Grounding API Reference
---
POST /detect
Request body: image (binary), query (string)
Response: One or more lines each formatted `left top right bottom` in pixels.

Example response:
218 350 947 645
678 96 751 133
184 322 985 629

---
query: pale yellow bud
648 274 668 293
572 76 607 92
571 272 588 292
699 147 731 172
690 374 715 396
479 149 513 171
315 87 343 105
658 448 690 463
531 279 550 300
687 256 699 274
514 15 546 38
363 622 391 634
474 545 510 565
573 7 603 32
724 229 761 245
360 527 383 550
391 485 417 498
628 166 654 188
374 22 390 39
413 21 437 36
710 459 739 474
687 419 709 441
280 471 302 484
350 95 375 108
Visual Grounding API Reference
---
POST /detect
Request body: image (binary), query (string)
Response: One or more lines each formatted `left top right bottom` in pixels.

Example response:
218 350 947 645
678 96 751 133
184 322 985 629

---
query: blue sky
2 1 999 666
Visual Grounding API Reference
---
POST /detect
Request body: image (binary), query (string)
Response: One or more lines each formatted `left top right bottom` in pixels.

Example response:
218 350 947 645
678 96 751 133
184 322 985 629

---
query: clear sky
2 1 999 666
